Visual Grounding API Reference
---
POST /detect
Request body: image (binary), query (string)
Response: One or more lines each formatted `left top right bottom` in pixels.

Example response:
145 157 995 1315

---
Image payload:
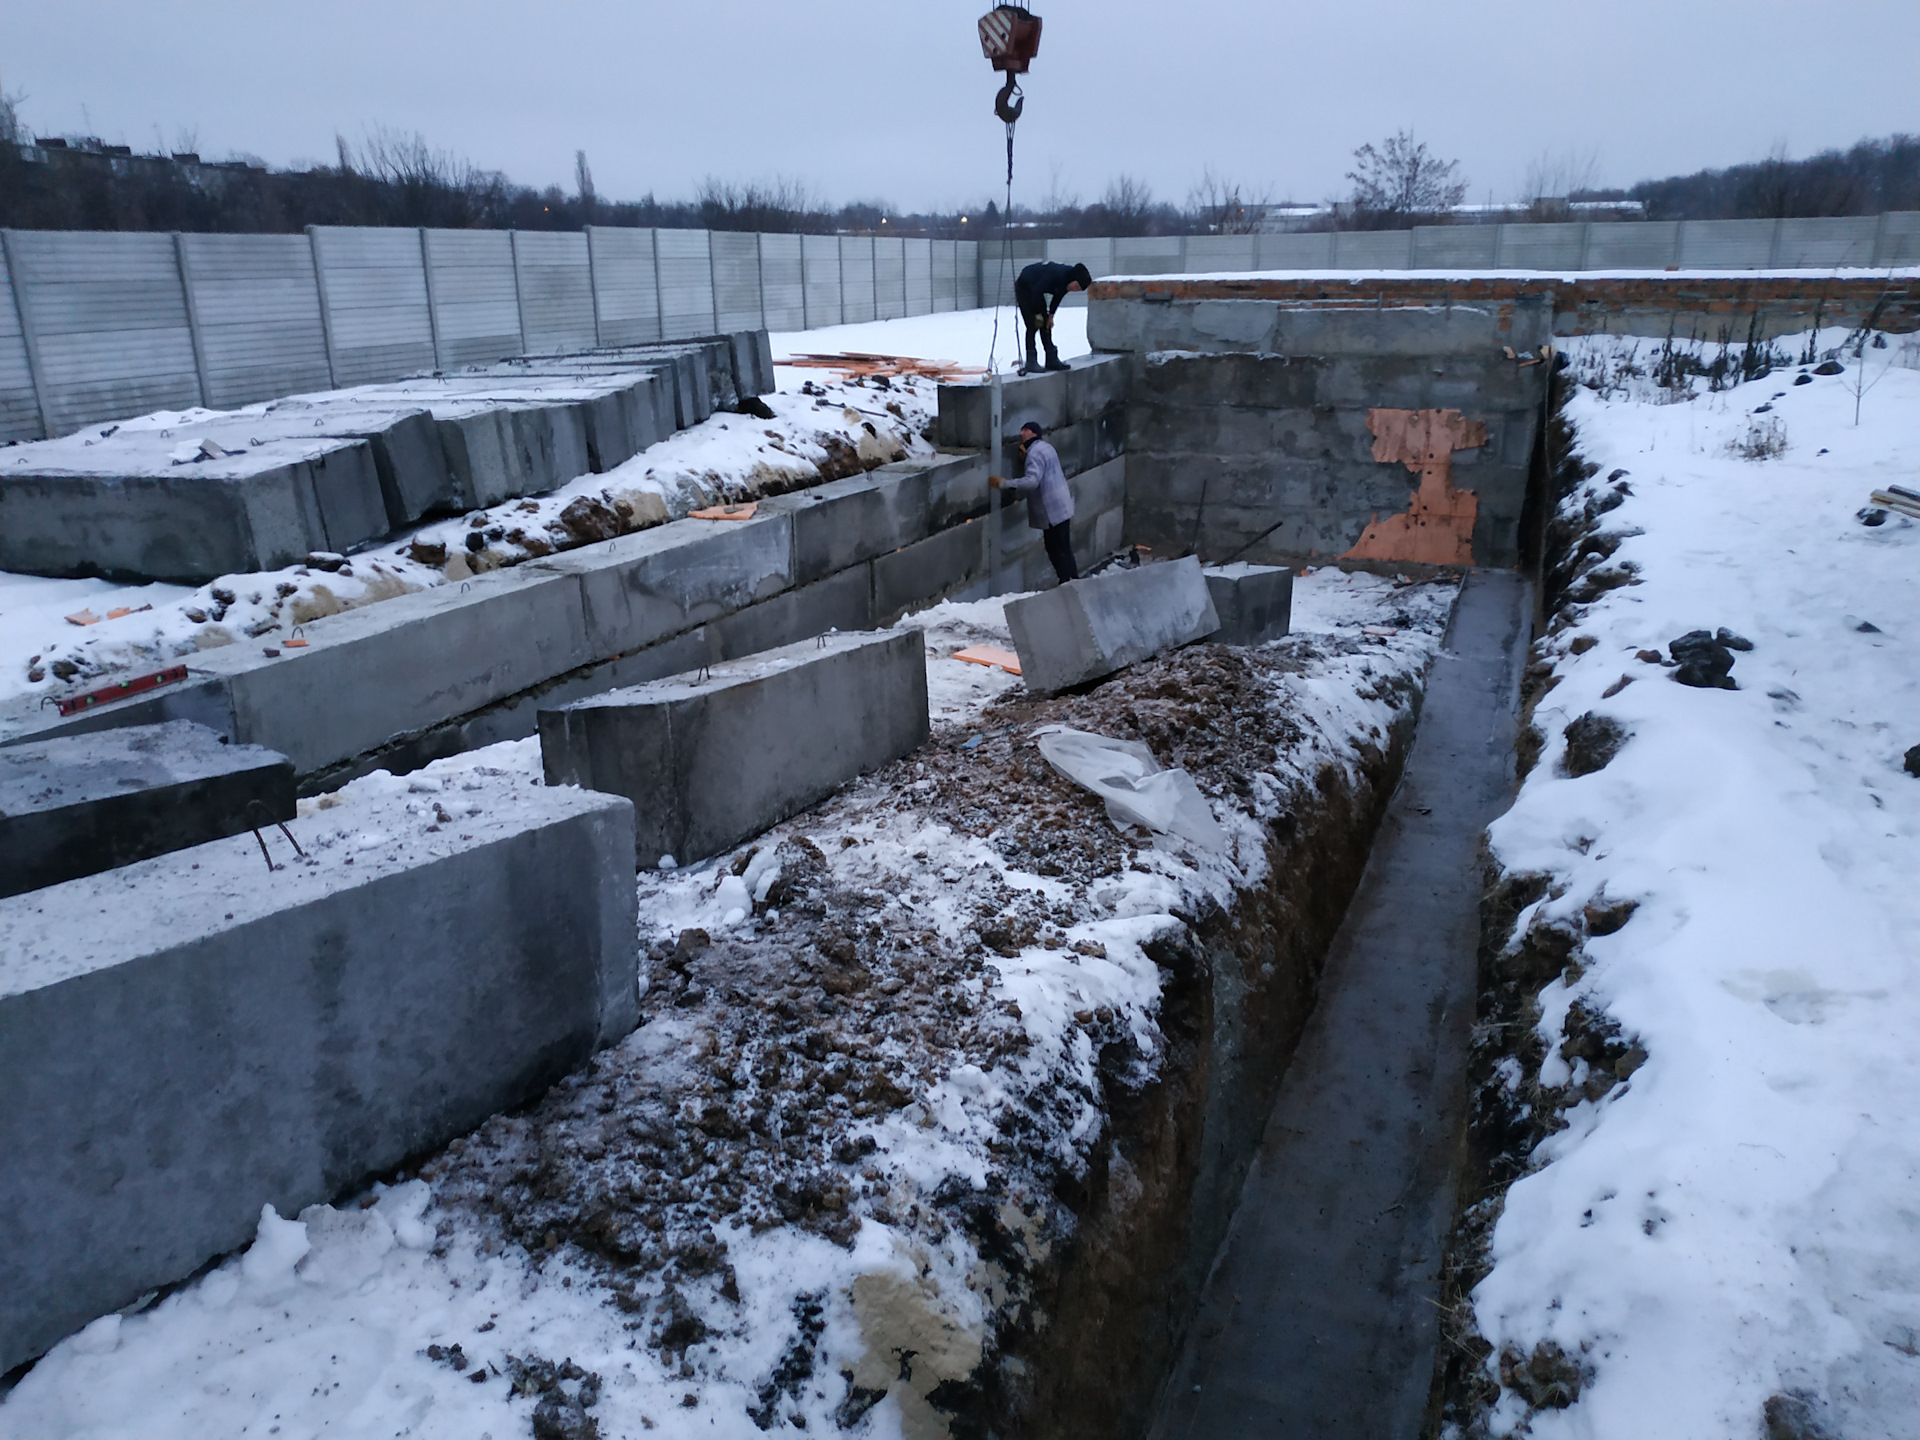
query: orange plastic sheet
952 645 1023 675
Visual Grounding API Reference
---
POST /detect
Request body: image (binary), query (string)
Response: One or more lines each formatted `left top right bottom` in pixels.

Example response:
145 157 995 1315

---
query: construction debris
778 352 984 383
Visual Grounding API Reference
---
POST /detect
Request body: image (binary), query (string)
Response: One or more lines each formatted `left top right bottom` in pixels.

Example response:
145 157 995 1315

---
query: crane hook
994 73 1024 124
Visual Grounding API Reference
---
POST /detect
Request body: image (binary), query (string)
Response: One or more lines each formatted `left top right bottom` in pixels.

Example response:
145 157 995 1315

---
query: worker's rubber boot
1042 337 1070 372
1021 333 1040 376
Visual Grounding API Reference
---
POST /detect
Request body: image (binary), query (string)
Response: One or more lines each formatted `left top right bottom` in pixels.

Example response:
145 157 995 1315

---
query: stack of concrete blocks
1004 555 1221 694
1203 563 1294 645
0 720 293 898
1089 287 1551 568
933 353 1132 591
0 769 637 1375
540 629 929 868
0 448 1014 789
0 331 774 583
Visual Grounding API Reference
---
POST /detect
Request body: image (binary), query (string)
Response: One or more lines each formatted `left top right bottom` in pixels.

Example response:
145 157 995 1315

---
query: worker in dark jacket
1013 260 1092 374
991 421 1077 582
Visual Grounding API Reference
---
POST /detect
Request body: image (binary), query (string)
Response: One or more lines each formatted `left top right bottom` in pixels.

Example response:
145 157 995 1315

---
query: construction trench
1 271 1912 1438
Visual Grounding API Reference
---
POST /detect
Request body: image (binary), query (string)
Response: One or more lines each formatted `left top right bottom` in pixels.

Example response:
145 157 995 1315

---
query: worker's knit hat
1069 263 1093 287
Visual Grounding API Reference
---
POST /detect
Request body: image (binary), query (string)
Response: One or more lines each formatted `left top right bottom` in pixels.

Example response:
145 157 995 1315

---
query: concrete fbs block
1204 563 1295 646
0 434 380 583
922 452 991 531
1004 555 1220 694
531 511 794 659
193 561 596 779
262 404 456 526
0 721 293 899
540 629 928 868
932 352 1131 450
708 564 875 663
0 772 636 1375
761 467 932 585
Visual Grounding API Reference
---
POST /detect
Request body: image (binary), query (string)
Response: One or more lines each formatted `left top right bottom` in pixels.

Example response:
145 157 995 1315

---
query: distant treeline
1624 135 1919 220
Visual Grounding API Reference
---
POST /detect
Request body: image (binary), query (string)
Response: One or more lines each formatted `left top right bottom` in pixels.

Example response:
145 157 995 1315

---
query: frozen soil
422 579 1456 1438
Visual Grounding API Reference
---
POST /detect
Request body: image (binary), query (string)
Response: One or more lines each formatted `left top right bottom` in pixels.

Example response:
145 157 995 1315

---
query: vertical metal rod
987 371 1004 595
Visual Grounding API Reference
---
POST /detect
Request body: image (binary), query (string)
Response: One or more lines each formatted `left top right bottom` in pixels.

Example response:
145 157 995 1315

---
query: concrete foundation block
193 563 596 779
540 628 928 867
0 672 238 752
762 468 931 585
922 452 991 531
0 721 293 899
0 435 379 583
269 405 456 527
1204 563 1295 646
709 564 875 662
933 352 1131 449
872 517 985 622
532 512 794 659
1004 555 1220 694
0 773 636 1375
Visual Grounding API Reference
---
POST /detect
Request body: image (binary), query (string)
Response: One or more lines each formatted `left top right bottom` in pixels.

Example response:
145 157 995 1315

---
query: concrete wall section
839 237 876 324
1099 289 1551 568
0 235 45 443
308 227 435 386
539 628 927 867
904 238 933 316
587 226 662 346
802 234 842 330
956 239 981 309
759 233 806 332
422 228 522 369
512 230 596 355
177 233 333 408
656 229 717 340
1 229 201 436
0 775 636 1374
931 239 959 313
710 231 764 333
873 237 907 321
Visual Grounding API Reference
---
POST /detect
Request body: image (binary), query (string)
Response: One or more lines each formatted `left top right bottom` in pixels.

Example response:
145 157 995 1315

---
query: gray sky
4 0 1917 214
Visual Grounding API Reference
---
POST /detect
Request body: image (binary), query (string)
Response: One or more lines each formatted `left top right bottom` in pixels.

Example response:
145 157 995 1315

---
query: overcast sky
4 0 1917 214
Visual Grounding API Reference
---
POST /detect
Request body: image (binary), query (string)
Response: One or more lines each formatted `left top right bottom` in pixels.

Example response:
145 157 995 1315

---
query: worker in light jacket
991 421 1077 583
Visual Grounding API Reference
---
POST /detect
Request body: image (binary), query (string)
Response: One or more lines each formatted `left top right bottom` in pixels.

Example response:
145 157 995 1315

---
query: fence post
1767 217 1783 268
508 231 529 354
419 228 445 370
172 233 211 408
0 230 54 440
1870 210 1889 266
1576 222 1593 271
798 233 809 331
585 225 605 348
649 228 666 342
306 225 341 390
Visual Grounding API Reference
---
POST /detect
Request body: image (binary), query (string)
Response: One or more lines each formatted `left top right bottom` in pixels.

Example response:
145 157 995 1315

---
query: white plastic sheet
1034 726 1229 854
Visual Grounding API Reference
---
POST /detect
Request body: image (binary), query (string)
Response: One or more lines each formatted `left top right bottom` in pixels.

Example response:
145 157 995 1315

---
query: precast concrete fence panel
512 230 596 354
931 239 959 312
2 229 201 436
422 228 521 369
904 238 933 316
802 234 842 329
1411 225 1500 268
656 228 717 340
1775 216 1878 267
874 236 907 320
710 231 764 333
1584 220 1679 269
309 226 435 387
758 233 806 332
1679 218 1780 269
956 239 980 308
1498 223 1586 270
840 236 876 324
977 238 1044 308
1113 237 1182 276
0 239 43 443
1181 235 1253 273
177 234 333 408
1257 232 1334 268
1334 230 1415 268
1878 211 1920 264
586 225 662 346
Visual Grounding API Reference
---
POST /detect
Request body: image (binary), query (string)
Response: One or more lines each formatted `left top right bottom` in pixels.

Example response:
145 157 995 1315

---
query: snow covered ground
1453 330 1919 1438
0 568 1450 1440
771 306 1088 382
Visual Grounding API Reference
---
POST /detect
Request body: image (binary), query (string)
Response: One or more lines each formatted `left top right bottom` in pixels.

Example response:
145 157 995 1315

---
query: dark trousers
1042 520 1078 583
1015 286 1059 370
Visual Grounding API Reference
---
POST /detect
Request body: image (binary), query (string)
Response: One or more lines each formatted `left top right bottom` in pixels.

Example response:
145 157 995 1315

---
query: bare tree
1188 166 1270 233
0 90 23 146
1345 129 1468 221
575 149 596 214
1518 148 1601 218
1093 174 1156 235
